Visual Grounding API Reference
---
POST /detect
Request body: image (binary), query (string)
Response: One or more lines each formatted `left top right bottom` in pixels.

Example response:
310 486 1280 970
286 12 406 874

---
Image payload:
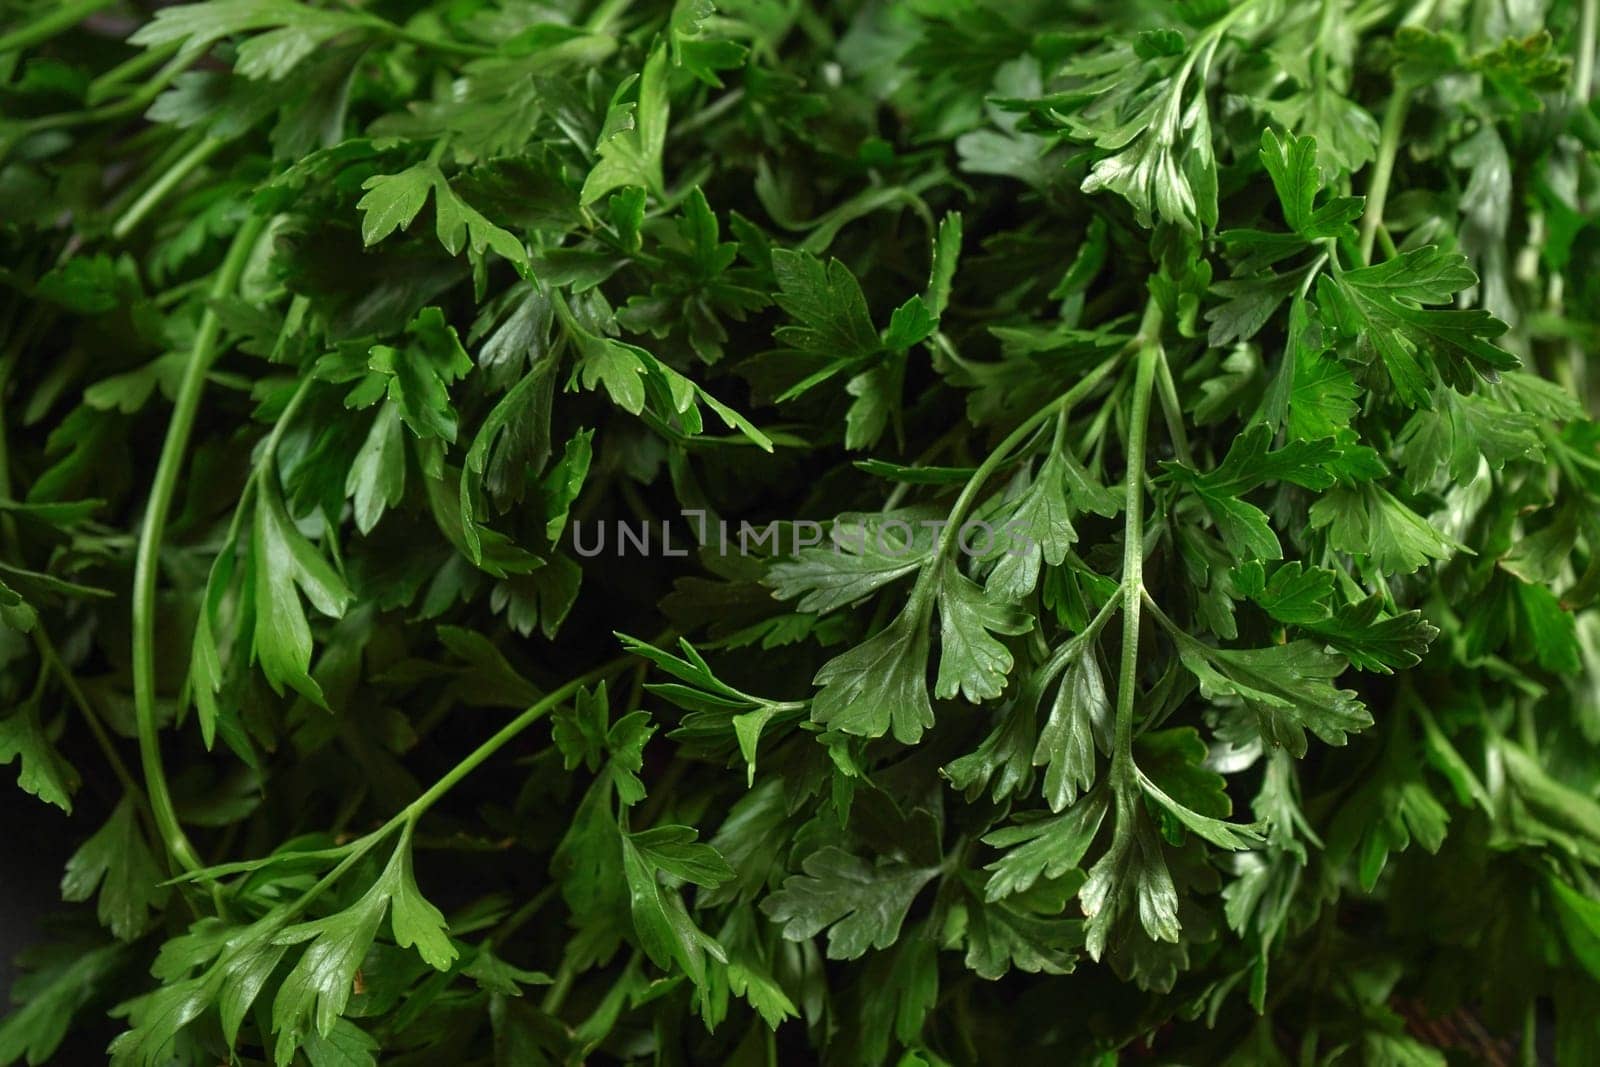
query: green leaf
1301 596 1438 673
0 704 80 813
1308 484 1456 575
986 452 1080 601
1136 769 1262 851
1549 876 1600 983
303 1019 379 1067
1080 802 1179 959
1257 128 1362 239
1319 247 1516 406
61 798 166 941
129 1 367 73
1165 426 1342 560
433 178 527 268
934 561 1032 702
958 885 1080 980
251 478 354 703
669 0 748 87
770 249 881 368
539 429 592 543
1285 332 1361 441
272 883 388 1061
625 826 735 888
1397 388 1543 491
0 942 125 1066
1233 560 1335 626
358 163 526 268
582 45 670 203
1032 650 1109 812
761 847 939 960
359 306 475 443
345 403 406 535
620 831 727 984
272 829 455 1059
767 515 932 614
384 839 457 971
982 790 1109 901
356 164 435 246
1173 636 1372 758
809 602 934 744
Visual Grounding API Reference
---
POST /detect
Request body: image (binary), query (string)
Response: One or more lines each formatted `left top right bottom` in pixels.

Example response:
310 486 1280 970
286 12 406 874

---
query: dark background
0 783 109 1060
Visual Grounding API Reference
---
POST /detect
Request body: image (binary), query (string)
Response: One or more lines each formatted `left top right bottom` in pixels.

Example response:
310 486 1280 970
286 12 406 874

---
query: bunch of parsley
2 0 1599 1062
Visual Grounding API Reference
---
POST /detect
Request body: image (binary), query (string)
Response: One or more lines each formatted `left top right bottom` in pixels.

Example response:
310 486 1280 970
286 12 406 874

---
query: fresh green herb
1 1 1599 1063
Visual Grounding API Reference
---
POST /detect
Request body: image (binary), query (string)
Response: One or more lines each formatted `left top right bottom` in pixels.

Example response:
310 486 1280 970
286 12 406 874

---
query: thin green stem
1110 341 1162 777
254 364 318 475
86 42 180 105
1374 223 1399 263
12 53 190 141
112 135 227 240
132 214 269 878
931 354 1124 567
111 127 202 216
0 0 114 54
541 950 580 1014
1153 348 1193 468
1033 588 1125 691
1359 88 1410 265
1298 251 1329 298
280 646 644 909
33 631 146 804
1577 0 1597 107
494 883 559 943
353 14 495 56
404 653 635 821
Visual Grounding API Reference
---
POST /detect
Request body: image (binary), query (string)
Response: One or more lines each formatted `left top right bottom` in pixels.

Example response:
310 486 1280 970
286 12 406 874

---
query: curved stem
1359 88 1409 265
0 0 114 54
403 653 635 821
1110 341 1162 778
13 52 190 143
132 214 268 877
86 41 180 105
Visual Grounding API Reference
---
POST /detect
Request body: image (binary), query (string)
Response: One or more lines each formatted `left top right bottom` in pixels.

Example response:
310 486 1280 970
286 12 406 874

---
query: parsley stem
353 14 496 57
1359 88 1410 264
1032 587 1124 693
0 0 114 54
14 52 190 140
32 630 147 806
86 42 180 105
930 353 1122 567
402 652 639 822
112 135 226 240
1110 334 1163 778
1578 0 1598 104
1153 348 1193 468
1298 252 1329 298
244 649 646 955
132 212 269 878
